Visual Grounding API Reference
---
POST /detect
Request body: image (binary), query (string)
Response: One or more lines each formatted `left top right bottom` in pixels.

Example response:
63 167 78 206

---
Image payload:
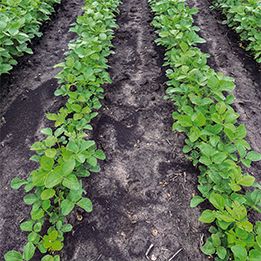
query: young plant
4 0 121 260
213 0 261 63
149 0 261 259
0 0 61 75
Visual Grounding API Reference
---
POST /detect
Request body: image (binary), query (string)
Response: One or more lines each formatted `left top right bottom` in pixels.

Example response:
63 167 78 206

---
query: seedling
4 0 121 260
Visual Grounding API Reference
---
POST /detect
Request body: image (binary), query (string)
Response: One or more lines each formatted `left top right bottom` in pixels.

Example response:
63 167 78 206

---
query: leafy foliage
0 0 60 75
213 0 261 63
149 0 261 260
4 0 120 260
0 0 61 75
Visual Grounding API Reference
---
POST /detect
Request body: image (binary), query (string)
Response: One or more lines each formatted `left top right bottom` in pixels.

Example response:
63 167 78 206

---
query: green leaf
51 240 63 251
192 111 206 127
23 242 36 261
24 194 38 205
43 200 51 211
62 159 76 176
237 221 253 232
224 126 235 141
40 156 54 171
4 251 23 261
45 136 57 147
217 246 227 259
211 233 221 247
41 128 53 136
62 175 80 190
190 195 205 208
77 197 93 213
257 235 261 248
209 192 225 210
215 102 226 114
77 169 91 177
38 242 47 254
94 150 106 160
87 156 97 167
212 152 227 164
238 175 255 187
49 230 58 241
199 210 215 223
44 167 63 188
41 255 54 261
71 104 82 112
199 155 212 165
20 220 34 232
198 143 216 156
61 199 74 216
31 208 44 221
230 182 241 192
200 239 215 255
11 177 27 190
61 224 73 233
217 220 231 230
236 143 246 158
45 149 57 158
28 231 40 243
188 126 201 142
41 189 55 200
76 153 86 163
99 33 107 40
81 140 95 151
231 245 247 261
246 151 261 161
249 249 261 261
41 255 60 261
67 140 79 153
236 125 247 139
241 158 251 168
216 212 235 223
33 222 42 233
177 115 193 127
54 256 60 261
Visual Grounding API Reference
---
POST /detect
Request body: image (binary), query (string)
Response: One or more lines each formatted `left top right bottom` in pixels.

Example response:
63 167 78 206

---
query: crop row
213 0 261 63
0 0 61 75
149 0 261 260
4 0 121 260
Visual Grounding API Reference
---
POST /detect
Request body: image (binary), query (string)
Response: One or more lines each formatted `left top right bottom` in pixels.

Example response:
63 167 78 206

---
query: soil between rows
0 0 260 260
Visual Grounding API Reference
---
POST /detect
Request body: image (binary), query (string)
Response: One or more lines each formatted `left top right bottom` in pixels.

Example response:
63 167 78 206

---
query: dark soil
0 0 260 260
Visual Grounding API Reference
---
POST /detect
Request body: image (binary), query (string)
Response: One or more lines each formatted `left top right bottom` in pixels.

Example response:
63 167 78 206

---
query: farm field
0 0 260 260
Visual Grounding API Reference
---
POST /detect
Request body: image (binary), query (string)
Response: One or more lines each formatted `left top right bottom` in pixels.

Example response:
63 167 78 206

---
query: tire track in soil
0 0 84 256
188 0 261 182
63 0 206 260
